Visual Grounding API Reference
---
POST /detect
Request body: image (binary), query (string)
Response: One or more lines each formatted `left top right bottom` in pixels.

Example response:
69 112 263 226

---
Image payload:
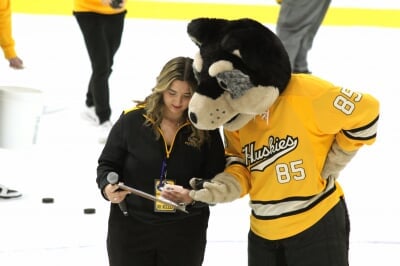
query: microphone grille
107 172 119 184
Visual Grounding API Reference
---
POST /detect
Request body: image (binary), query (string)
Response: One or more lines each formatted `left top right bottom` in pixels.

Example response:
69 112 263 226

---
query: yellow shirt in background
0 0 17 59
73 0 126 14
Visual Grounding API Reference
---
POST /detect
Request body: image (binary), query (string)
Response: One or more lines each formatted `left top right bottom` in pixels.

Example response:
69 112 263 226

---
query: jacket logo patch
185 135 200 148
243 135 298 172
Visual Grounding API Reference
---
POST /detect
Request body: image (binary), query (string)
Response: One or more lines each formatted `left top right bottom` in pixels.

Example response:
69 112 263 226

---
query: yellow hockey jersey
224 74 379 240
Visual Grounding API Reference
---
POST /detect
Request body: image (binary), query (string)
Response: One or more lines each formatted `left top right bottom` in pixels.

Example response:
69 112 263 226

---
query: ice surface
1 13 399 266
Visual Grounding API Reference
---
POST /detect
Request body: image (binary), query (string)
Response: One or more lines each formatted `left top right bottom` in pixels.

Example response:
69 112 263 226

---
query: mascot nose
189 112 198 124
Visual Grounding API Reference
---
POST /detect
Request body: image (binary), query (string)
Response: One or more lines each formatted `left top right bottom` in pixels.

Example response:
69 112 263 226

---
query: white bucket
0 86 44 149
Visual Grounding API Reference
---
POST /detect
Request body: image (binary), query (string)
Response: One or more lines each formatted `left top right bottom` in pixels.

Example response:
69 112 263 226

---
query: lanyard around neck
157 158 167 191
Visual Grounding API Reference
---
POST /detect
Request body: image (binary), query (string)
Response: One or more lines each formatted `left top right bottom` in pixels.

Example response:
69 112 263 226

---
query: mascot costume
186 18 379 265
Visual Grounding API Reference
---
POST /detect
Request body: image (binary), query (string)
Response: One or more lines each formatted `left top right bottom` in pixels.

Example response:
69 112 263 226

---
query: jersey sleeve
313 85 379 151
223 129 252 196
0 0 17 59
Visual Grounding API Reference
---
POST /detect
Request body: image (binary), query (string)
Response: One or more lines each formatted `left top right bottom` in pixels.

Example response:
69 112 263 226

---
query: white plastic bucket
0 86 44 149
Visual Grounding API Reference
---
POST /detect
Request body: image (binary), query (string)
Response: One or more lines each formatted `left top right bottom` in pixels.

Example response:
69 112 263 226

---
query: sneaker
81 106 99 125
0 184 22 199
98 120 113 144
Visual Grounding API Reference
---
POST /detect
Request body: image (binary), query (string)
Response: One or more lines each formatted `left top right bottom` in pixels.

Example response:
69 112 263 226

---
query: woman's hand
160 184 194 206
103 184 130 204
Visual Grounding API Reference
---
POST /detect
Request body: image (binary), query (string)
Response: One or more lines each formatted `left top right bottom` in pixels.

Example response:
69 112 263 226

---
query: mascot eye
216 70 255 99
217 78 228 90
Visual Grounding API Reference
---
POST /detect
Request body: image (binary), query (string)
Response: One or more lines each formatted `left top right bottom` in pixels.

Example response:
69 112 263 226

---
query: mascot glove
189 173 241 204
322 140 358 180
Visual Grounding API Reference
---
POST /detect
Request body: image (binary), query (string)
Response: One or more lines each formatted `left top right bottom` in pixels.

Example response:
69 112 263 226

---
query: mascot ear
187 18 229 47
220 27 291 90
220 28 286 72
188 18 291 91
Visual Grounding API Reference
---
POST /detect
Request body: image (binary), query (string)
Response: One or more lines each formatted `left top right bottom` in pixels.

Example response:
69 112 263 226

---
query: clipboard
117 182 188 213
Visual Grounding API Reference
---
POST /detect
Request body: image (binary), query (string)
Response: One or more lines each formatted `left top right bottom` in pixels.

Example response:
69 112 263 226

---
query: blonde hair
135 56 209 147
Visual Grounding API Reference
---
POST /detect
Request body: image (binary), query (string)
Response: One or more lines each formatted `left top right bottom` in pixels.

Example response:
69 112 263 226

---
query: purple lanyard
157 158 167 191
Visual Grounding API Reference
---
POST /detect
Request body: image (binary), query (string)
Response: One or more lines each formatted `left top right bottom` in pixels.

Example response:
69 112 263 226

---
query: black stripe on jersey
343 115 379 140
251 180 337 220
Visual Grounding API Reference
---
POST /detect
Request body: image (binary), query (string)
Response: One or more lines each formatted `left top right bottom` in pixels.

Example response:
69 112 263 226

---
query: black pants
107 205 209 266
74 11 126 123
248 199 350 266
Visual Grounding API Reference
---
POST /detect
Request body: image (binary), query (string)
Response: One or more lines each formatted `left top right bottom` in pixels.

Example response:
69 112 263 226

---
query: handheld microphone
107 172 128 216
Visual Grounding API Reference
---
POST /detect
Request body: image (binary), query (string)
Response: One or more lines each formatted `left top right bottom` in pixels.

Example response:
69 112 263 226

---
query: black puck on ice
42 197 54 203
84 208 96 214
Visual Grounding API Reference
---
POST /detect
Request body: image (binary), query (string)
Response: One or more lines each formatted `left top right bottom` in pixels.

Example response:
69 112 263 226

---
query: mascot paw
189 177 209 190
189 173 241 204
321 140 358 180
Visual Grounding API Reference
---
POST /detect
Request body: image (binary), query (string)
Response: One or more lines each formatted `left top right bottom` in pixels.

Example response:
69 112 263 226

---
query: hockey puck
84 208 96 214
42 197 54 203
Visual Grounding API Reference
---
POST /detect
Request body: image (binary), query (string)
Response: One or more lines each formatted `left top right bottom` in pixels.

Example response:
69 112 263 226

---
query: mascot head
187 18 291 131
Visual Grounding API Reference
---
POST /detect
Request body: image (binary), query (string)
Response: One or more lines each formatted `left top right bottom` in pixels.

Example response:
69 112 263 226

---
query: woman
96 56 226 266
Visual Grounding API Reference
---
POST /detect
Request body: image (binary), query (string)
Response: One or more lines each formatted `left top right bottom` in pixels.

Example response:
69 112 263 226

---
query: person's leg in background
74 11 126 142
276 0 331 73
75 12 112 124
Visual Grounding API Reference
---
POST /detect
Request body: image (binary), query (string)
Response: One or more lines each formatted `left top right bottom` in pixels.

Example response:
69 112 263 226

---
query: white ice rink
1 13 399 266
